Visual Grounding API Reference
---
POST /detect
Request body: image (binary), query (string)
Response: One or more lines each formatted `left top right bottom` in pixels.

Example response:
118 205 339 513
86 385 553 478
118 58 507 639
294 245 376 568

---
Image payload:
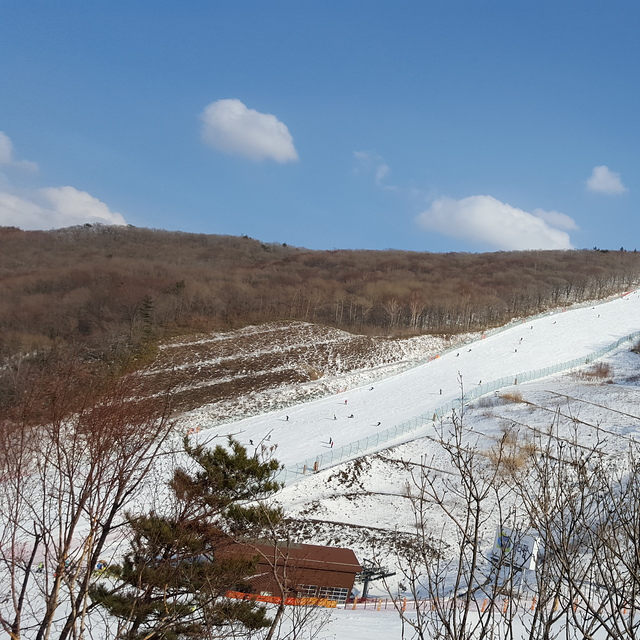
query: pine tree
90 436 283 639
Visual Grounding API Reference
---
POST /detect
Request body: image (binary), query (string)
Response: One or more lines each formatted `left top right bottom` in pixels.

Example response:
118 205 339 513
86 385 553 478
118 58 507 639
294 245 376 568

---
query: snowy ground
174 290 640 638
6 291 640 639
184 291 640 470
147 322 474 421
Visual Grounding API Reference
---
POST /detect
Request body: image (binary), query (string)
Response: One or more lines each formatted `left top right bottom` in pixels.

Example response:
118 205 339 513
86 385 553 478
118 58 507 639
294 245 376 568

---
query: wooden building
219 540 361 605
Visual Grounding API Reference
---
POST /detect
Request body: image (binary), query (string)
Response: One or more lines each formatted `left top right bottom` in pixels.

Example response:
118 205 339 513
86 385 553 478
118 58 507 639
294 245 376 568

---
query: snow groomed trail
197 291 640 479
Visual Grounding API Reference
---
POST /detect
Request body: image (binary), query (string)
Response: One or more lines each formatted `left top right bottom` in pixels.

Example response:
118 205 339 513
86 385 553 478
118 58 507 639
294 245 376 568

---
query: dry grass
499 423 519 445
575 362 613 381
500 391 524 403
486 426 537 478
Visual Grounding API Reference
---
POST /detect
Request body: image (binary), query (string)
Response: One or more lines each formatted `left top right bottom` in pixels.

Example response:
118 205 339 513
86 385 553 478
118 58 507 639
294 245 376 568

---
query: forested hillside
1 224 639 363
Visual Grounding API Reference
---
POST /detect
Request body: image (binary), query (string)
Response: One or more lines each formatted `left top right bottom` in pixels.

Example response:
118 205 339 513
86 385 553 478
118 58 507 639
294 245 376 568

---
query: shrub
575 362 612 381
500 391 524 403
486 427 537 477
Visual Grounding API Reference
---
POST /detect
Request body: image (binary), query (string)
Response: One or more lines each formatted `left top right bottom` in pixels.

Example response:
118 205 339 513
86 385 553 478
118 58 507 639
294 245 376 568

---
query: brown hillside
141 321 470 423
1 224 638 365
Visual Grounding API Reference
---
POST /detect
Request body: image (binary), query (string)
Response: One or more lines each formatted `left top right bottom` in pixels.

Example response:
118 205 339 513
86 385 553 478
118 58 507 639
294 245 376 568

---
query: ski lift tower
356 558 396 599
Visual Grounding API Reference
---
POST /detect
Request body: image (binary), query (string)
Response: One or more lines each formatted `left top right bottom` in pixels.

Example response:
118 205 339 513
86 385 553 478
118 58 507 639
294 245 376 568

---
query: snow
188 291 640 470
312 607 404 639
174 290 640 638
5 290 640 639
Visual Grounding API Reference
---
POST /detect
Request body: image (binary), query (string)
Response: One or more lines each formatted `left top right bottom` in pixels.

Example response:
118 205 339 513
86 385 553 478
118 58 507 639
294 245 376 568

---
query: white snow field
5 291 640 640
190 290 640 472
181 290 640 639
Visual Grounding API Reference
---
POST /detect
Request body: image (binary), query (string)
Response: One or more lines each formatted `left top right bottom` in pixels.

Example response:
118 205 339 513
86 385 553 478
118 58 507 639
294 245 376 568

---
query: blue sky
0 2 638 252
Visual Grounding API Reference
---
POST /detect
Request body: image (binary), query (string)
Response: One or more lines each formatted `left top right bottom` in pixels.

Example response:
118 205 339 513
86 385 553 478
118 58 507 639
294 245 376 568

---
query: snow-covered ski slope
195 290 640 473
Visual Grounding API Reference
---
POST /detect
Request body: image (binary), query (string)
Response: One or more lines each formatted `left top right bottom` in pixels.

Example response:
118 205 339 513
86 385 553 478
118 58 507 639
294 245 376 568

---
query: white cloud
586 165 627 194
0 186 126 230
200 99 298 163
532 208 578 231
354 151 395 189
416 195 575 250
0 131 38 171
0 132 12 164
375 163 390 184
0 130 125 230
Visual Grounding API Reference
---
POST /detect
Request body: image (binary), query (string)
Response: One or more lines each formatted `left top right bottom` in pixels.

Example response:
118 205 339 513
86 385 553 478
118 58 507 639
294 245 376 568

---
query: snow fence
276 327 640 486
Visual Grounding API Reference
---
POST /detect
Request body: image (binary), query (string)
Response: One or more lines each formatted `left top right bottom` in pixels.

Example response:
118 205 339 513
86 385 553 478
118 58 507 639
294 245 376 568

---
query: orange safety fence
226 591 337 608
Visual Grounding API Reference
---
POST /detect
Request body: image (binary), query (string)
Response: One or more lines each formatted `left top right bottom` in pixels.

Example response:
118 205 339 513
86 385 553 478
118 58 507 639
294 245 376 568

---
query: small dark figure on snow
348 414 354 418
333 414 337 420
376 421 381 426
344 399 348 404
286 415 289 421
439 389 442 395
249 439 254 446
456 353 459 357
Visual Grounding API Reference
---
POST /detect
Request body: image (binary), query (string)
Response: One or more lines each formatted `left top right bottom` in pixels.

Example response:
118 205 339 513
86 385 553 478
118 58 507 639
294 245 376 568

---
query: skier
249 439 254 446
348 414 354 418
439 389 442 395
344 399 348 404
286 415 289 421
376 421 381 426
333 414 337 420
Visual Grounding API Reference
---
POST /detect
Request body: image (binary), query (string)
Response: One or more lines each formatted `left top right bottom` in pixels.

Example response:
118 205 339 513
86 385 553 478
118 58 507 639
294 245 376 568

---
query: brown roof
218 540 361 574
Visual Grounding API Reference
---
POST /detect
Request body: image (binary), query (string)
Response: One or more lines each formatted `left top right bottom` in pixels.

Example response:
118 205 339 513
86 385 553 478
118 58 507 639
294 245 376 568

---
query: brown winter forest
1 224 639 364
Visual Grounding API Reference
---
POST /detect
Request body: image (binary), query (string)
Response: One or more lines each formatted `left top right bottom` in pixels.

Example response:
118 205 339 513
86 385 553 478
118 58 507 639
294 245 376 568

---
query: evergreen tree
90 437 283 639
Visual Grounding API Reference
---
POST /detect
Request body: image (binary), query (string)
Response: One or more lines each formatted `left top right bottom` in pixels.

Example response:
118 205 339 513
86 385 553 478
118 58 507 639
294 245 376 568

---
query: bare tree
381 404 523 640
516 421 640 640
0 352 177 640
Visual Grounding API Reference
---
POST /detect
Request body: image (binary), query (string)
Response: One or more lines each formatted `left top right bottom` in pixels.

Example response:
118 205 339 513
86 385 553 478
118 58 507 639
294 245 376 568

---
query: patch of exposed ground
139 321 476 425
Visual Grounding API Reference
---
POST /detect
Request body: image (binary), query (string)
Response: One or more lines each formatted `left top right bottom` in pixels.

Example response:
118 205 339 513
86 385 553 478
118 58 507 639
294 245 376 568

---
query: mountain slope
174 291 640 599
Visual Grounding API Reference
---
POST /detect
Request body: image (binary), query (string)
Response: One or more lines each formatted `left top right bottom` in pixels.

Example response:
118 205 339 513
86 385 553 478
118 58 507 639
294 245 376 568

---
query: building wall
255 560 357 603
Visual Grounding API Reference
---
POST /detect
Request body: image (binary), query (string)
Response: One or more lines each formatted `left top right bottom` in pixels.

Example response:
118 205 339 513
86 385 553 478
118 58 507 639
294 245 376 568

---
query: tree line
1 224 639 365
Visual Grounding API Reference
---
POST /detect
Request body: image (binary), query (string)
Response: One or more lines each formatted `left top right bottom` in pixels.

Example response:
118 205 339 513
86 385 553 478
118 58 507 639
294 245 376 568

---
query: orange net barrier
226 591 337 608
